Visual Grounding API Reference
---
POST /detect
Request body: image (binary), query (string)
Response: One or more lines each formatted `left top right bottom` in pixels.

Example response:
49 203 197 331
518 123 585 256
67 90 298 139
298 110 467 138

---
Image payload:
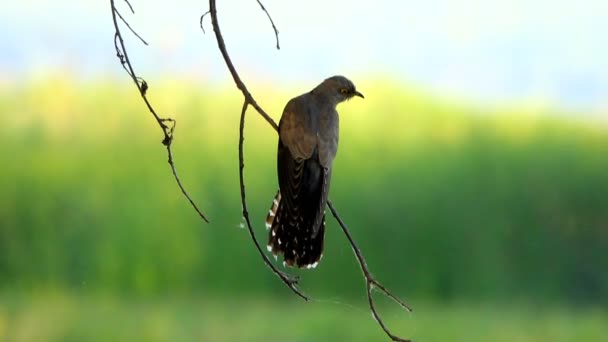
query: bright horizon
1 0 607 114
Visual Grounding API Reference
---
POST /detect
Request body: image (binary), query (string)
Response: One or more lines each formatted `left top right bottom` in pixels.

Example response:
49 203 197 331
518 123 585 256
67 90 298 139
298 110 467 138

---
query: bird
265 75 364 269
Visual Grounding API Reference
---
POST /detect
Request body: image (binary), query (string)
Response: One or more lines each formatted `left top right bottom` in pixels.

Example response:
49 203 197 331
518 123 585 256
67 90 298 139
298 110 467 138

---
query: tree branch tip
114 5 149 46
122 0 135 14
200 11 211 33
255 0 280 50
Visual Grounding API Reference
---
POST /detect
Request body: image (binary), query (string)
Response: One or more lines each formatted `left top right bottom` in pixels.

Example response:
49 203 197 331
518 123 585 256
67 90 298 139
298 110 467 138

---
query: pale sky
1 0 607 113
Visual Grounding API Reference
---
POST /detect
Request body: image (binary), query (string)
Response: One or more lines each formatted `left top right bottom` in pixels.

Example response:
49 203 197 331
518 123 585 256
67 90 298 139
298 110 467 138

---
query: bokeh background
1 0 608 341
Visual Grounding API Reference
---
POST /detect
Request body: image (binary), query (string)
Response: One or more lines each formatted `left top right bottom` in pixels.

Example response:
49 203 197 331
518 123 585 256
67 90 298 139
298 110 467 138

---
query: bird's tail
265 190 325 268
264 190 281 231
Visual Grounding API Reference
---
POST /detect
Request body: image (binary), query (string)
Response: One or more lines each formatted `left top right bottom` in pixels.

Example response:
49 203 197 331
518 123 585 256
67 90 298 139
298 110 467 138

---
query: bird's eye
340 88 349 95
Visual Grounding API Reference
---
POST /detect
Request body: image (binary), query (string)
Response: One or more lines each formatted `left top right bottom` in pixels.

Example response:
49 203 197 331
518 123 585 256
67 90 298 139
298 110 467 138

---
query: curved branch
238 101 308 300
110 0 209 223
255 0 280 50
207 0 306 300
200 10 210 34
206 0 413 340
208 0 279 132
328 200 412 342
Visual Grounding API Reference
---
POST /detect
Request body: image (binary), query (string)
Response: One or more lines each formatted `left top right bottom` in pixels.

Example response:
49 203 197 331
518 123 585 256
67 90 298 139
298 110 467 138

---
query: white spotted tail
266 190 325 268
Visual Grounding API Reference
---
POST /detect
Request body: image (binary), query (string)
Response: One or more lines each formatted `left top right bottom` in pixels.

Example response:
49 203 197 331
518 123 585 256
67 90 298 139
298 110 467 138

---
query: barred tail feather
265 190 281 231
266 190 325 269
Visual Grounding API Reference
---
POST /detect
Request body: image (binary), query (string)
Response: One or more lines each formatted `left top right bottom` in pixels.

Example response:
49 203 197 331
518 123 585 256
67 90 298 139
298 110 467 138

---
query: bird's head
314 75 364 104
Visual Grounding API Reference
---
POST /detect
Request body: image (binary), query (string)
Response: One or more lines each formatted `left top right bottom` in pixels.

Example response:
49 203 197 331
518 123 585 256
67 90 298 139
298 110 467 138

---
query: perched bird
265 75 364 268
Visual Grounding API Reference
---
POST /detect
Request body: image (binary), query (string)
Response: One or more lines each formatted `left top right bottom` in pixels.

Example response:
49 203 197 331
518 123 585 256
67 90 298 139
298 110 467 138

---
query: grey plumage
266 75 363 268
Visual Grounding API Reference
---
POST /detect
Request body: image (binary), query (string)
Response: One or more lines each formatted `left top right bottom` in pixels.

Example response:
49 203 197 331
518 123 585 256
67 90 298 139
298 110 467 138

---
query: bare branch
122 0 135 14
238 101 308 300
204 0 412 339
208 0 279 132
255 0 280 50
110 0 210 223
200 10 211 34
206 0 305 299
115 8 148 45
205 0 413 340
328 200 412 342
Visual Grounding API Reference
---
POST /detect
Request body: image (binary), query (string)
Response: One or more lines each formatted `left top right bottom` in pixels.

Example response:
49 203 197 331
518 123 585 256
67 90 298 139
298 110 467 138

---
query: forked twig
110 0 209 223
208 0 306 300
207 0 279 132
115 9 148 45
328 200 412 342
206 0 413 340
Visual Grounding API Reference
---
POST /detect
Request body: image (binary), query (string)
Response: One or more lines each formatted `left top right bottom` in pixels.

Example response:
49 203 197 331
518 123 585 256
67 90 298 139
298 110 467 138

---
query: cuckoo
265 75 364 269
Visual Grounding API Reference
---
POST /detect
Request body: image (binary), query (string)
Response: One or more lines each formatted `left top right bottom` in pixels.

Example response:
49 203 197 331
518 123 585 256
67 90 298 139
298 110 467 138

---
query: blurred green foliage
1 78 607 308
1 293 607 342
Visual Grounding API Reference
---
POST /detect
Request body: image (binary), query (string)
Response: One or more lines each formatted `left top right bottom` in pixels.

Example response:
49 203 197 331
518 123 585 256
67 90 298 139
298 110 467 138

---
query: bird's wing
279 97 317 160
277 96 330 241
277 96 319 228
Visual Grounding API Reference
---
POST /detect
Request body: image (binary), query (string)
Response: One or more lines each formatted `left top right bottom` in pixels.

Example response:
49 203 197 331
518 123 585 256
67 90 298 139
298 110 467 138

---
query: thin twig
328 200 412 342
200 10 210 34
123 0 135 14
115 9 148 45
110 0 209 223
255 0 280 50
238 101 308 300
208 0 279 132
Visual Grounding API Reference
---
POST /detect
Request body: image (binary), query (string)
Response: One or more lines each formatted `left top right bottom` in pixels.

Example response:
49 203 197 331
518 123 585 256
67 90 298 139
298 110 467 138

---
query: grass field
1 294 607 342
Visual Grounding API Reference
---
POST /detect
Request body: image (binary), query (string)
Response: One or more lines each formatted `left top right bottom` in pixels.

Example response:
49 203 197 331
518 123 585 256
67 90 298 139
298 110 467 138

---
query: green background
1 78 607 341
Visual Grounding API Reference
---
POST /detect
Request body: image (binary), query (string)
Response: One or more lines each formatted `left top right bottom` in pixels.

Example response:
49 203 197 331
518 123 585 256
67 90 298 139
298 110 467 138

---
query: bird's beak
354 90 364 99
